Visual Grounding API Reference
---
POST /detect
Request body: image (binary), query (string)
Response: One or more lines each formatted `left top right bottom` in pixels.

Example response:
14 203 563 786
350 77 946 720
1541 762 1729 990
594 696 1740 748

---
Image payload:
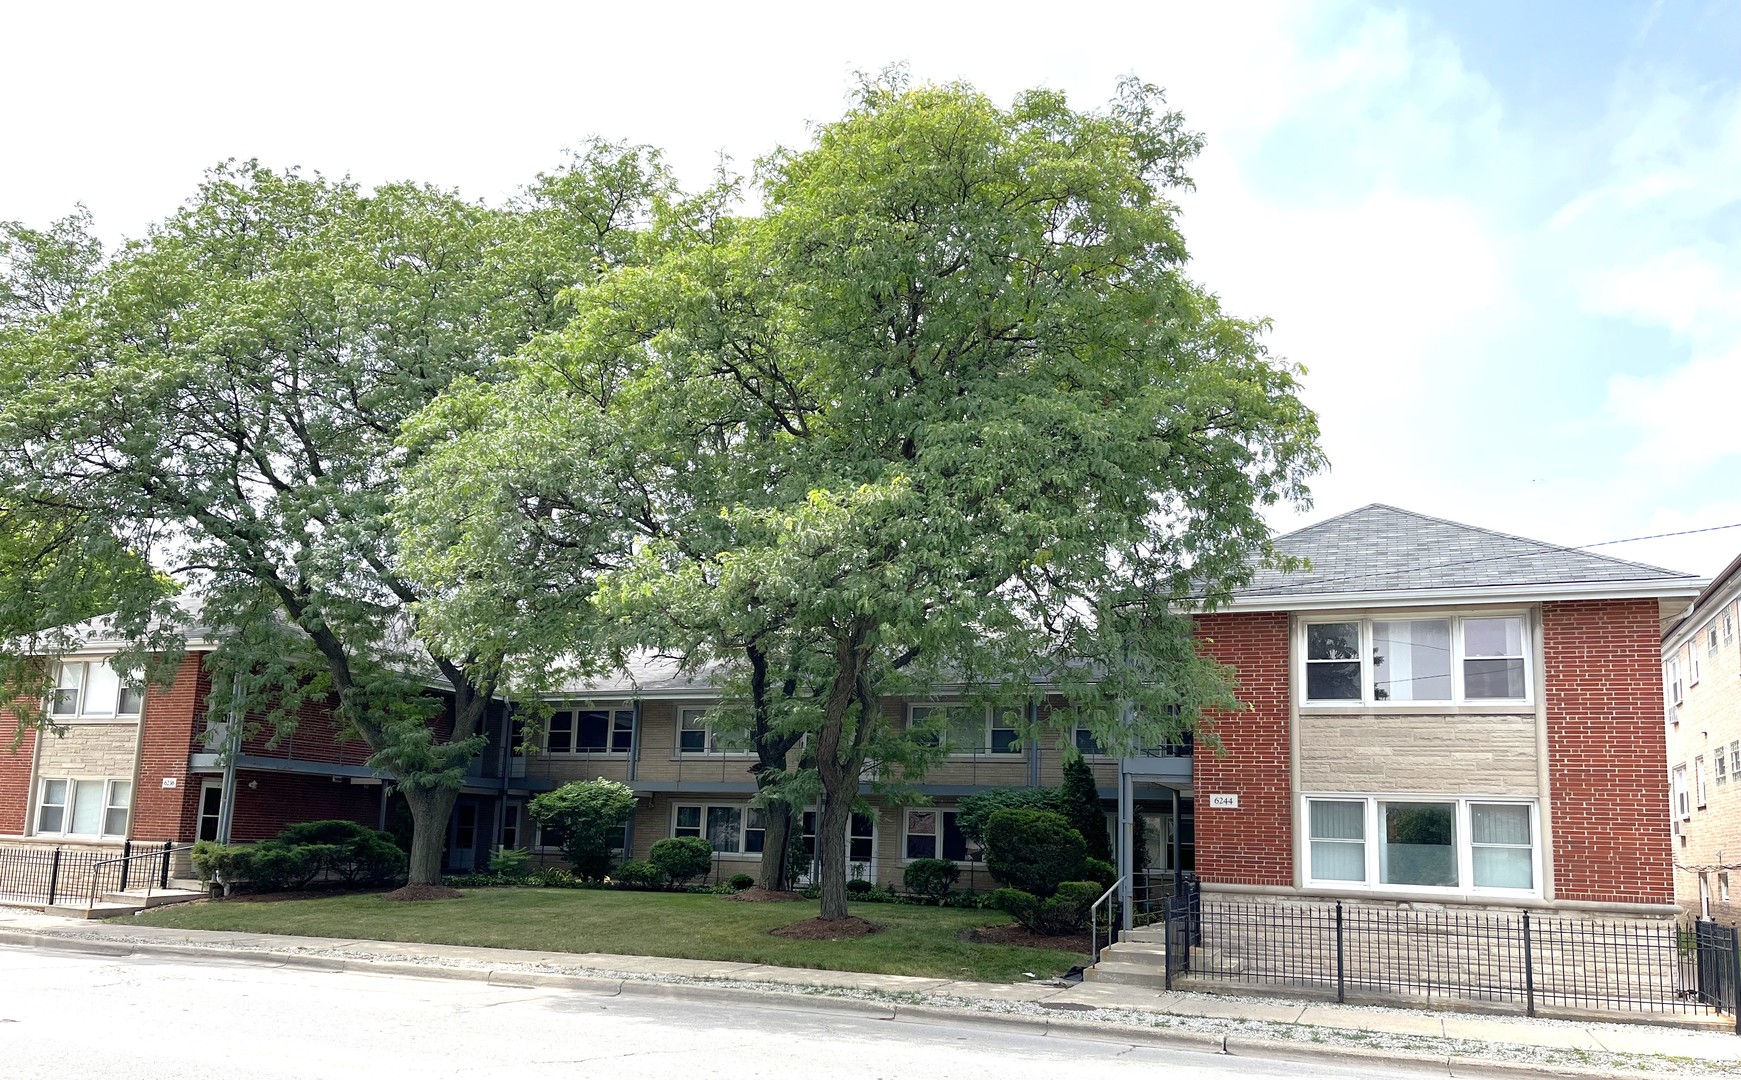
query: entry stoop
1084 926 1168 986
103 888 206 910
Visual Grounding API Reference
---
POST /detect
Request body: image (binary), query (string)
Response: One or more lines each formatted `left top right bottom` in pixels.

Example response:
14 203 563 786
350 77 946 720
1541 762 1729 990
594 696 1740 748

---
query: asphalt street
0 946 1459 1079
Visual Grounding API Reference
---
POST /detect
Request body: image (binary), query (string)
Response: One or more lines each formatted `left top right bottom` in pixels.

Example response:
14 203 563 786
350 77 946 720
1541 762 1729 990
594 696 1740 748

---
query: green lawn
122 889 1085 983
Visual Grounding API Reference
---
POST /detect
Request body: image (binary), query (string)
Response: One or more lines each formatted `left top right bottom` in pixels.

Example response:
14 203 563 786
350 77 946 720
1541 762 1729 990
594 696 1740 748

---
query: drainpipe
216 676 242 845
1118 767 1134 931
1027 701 1040 788
628 700 641 783
1171 786 1182 884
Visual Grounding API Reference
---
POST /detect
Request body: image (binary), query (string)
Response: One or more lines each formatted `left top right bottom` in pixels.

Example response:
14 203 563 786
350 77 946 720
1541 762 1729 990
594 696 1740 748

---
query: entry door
796 810 877 885
449 803 478 872
197 780 223 842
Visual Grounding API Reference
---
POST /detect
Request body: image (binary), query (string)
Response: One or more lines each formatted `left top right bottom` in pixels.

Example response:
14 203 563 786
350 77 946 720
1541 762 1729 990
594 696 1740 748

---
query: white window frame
541 703 634 756
1690 643 1702 686
33 776 132 839
1299 794 1541 897
1724 608 1735 645
1695 756 1708 808
671 802 766 856
676 705 754 757
1298 612 1533 709
1673 765 1691 821
1708 624 1720 656
47 659 144 720
907 703 1023 756
1718 749 1729 788
900 806 980 864
1667 657 1684 705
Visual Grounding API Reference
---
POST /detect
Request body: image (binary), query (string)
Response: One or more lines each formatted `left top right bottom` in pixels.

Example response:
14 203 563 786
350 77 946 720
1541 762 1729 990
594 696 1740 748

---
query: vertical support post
160 840 172 889
1335 900 1346 1004
1163 899 1174 991
1117 768 1134 931
1522 910 1536 1018
47 847 61 906
1170 786 1182 892
119 839 133 892
1728 924 1740 1037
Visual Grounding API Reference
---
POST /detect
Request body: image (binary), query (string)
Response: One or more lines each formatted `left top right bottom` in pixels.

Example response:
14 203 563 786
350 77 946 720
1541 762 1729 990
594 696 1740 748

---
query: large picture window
908 704 1021 755
673 803 766 855
1304 796 1537 894
35 777 132 838
543 706 633 755
49 660 144 719
903 808 978 862
1301 615 1530 706
677 707 751 755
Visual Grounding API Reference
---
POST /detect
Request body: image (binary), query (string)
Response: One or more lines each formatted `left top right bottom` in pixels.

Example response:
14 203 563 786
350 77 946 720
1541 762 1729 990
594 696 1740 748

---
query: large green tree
0 147 666 883
401 75 1324 917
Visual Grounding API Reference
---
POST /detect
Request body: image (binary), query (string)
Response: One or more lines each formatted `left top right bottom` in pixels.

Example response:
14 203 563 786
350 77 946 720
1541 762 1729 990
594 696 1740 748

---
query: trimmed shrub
247 841 328 890
957 787 1065 846
992 880 1099 935
1059 754 1113 863
488 845 530 877
983 808 1086 898
727 873 756 891
846 877 875 895
189 840 251 896
648 836 713 886
1080 857 1117 891
613 860 666 889
902 858 959 903
528 779 637 881
273 819 406 885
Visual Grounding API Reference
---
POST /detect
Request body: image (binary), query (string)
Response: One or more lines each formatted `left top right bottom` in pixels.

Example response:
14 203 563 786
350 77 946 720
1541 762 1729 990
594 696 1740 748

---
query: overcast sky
6 0 1739 577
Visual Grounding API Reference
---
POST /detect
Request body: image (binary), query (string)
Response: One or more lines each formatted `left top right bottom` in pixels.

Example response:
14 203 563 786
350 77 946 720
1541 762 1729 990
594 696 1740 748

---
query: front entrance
797 809 877 886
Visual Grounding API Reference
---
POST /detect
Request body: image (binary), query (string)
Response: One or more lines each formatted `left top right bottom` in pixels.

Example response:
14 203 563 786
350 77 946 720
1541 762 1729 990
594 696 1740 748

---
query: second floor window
50 660 144 719
908 704 1021 754
1302 615 1529 706
544 707 633 754
678 707 751 754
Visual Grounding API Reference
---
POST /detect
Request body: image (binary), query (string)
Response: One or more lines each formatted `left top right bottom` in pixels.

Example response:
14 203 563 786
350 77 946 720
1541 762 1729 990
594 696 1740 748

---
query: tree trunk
402 786 461 886
816 787 854 920
757 798 794 891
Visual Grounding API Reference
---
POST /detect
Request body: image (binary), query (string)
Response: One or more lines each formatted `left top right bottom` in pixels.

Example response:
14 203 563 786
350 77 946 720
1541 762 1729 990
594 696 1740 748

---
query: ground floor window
1304 795 1538 894
500 803 520 849
35 777 132 838
902 808 977 862
673 803 766 855
797 809 875 864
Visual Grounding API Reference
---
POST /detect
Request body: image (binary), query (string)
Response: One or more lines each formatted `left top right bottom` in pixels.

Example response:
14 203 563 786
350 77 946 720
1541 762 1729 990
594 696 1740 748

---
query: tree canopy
398 74 1323 917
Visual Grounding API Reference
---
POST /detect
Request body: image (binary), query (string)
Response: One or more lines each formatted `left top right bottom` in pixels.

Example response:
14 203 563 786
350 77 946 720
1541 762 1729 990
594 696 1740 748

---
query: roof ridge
1359 504 1695 579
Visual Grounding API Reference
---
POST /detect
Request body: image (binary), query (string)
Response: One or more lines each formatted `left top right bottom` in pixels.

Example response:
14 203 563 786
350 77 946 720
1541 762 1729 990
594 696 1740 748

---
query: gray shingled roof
1237 504 1701 599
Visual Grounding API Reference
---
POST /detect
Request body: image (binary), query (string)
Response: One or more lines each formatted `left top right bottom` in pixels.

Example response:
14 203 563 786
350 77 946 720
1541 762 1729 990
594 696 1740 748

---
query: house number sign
1208 793 1239 809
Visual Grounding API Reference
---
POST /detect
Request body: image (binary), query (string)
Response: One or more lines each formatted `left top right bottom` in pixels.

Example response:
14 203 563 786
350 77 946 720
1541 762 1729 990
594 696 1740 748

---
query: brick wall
0 727 37 833
227 771 385 842
1542 598 1674 904
130 652 210 842
1192 611 1292 887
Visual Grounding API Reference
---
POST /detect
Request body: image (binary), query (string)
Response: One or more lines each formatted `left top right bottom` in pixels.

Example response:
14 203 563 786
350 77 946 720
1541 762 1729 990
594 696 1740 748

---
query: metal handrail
84 840 192 911
1089 875 1125 965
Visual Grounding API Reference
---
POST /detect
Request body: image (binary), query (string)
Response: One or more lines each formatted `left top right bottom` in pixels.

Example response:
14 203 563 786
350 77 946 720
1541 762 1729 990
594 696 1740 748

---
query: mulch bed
769 916 883 940
729 888 806 903
959 924 1092 951
381 884 465 902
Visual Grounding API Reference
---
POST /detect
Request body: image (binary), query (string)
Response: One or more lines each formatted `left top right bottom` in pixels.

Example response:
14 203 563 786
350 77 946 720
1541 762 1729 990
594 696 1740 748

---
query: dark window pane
546 713 573 753
1464 658 1526 699
1306 661 1362 701
706 806 741 852
575 710 609 751
611 715 634 752
1075 729 1104 755
990 728 1020 754
1306 622 1360 661
679 729 707 753
906 833 936 859
1381 802 1457 887
942 812 969 861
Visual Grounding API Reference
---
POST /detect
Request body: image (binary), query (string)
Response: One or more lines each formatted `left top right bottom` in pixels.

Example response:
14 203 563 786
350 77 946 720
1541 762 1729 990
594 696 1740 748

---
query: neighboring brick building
1663 550 1741 925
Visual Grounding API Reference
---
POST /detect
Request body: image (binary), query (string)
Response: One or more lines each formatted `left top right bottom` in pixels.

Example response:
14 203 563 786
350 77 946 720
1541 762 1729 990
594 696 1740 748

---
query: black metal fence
1163 891 1741 1031
0 841 174 907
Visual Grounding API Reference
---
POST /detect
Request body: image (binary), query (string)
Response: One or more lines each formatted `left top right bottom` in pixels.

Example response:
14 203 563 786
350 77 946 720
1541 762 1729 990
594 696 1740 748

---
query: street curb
0 929 1680 1078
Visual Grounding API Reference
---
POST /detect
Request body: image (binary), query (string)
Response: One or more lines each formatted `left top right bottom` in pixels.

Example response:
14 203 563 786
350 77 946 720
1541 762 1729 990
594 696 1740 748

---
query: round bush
845 877 875 895
982 808 1085 898
902 858 959 903
613 860 666 890
727 873 756 891
648 836 714 885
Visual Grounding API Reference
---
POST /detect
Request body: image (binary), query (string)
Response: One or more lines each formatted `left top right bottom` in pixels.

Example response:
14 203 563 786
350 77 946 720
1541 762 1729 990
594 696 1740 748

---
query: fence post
47 847 62 906
160 840 172 889
1729 924 1740 1038
1521 911 1535 1018
119 839 132 892
1335 901 1346 1004
1163 898 1174 991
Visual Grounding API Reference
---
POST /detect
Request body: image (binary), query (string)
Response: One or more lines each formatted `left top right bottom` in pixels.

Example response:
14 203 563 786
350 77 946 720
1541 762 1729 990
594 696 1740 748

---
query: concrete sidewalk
1 903 1735 1078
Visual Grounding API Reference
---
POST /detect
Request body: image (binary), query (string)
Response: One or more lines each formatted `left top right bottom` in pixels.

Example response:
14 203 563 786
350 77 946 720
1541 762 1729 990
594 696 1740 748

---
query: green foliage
991 881 1100 936
957 788 1066 845
647 836 714 886
846 877 875 896
189 840 250 896
902 858 960 903
1059 755 1112 864
1081 857 1117 891
487 845 530 877
528 779 636 881
272 819 407 884
727 873 756 891
983 809 1086 898
190 821 405 892
612 859 667 890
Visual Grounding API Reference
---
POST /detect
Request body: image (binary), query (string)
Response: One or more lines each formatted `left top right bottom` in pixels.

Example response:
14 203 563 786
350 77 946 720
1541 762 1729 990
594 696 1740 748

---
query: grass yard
121 889 1086 983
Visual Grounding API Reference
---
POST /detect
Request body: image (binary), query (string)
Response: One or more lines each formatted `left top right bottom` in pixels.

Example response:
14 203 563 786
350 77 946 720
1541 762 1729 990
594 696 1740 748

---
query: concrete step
102 889 204 909
1082 960 1163 986
44 901 141 920
168 877 206 893
1118 927 1168 944
1100 941 1168 963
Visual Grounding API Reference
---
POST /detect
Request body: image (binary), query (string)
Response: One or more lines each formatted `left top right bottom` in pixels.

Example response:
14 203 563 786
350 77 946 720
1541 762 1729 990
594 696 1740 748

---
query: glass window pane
1471 804 1530 845
906 810 937 860
70 780 105 834
990 728 1020 754
675 806 701 832
611 713 634 752
1306 662 1362 701
82 662 122 717
942 812 970 861
1372 620 1451 701
1309 800 1365 841
38 804 64 833
1380 802 1457 887
1075 728 1103 755
574 711 609 751
1306 623 1360 661
1464 617 1523 658
1473 847 1533 889
42 778 67 805
1310 841 1366 881
546 712 573 753
947 710 982 751
118 684 145 715
1464 659 1526 699
705 806 741 852
51 662 82 716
